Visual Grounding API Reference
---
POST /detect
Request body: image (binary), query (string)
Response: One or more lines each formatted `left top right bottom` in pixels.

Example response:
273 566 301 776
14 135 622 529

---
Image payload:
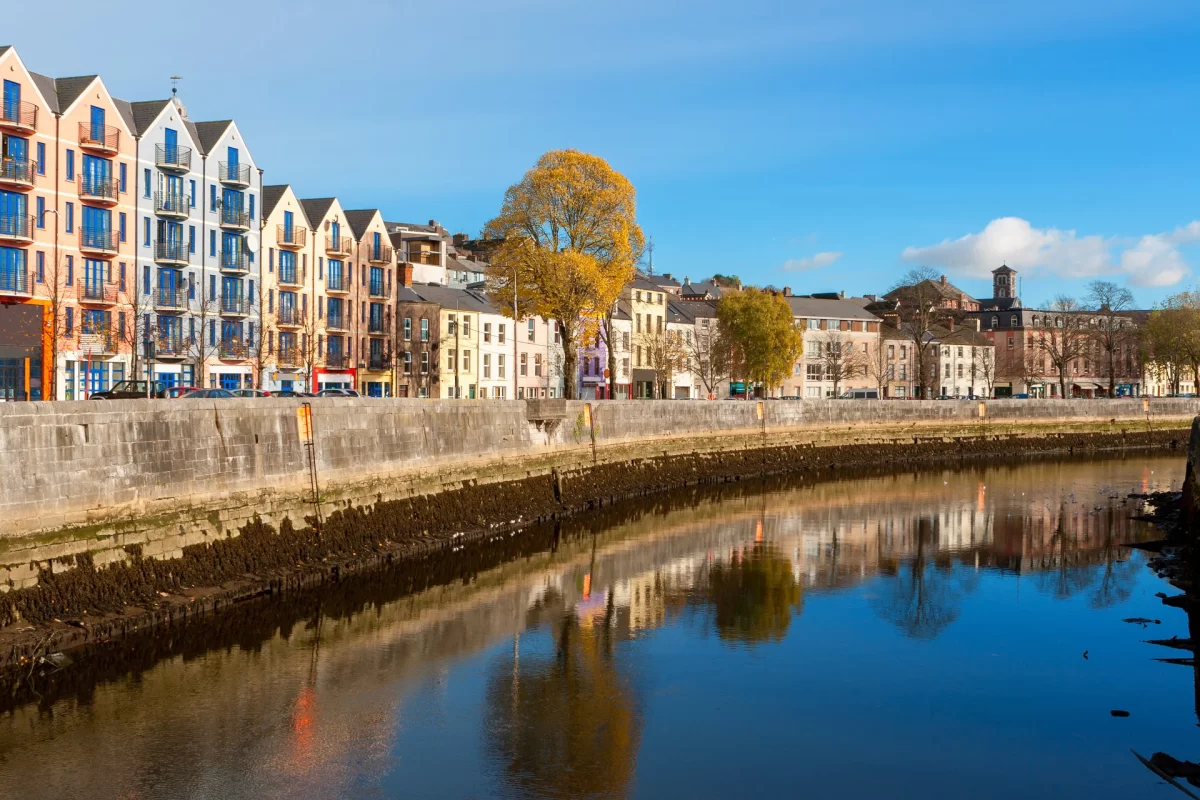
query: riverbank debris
1124 617 1162 626
1111 709 1130 717
1132 750 1200 799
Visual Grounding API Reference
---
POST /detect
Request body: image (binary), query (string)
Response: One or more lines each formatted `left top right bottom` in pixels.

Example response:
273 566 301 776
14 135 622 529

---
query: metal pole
455 298 460 399
512 265 518 401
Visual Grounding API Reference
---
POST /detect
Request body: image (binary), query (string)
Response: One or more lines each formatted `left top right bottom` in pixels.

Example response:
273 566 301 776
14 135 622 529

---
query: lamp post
511 264 518 402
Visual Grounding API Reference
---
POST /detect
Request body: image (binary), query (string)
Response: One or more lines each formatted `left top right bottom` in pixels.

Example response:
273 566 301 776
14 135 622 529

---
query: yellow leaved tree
484 149 644 399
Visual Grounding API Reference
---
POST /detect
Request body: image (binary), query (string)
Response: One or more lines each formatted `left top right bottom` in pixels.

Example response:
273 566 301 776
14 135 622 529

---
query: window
498 354 505 379
189 226 195 254
483 353 491 378
248 194 255 221
141 216 149 246
189 180 196 207
499 324 505 344
520 352 528 375
528 319 535 341
1010 315 1018 327
66 149 74 181
420 318 430 341
36 251 44 282
119 262 126 291
448 349 457 371
65 256 73 286
463 350 471 372
623 332 630 350
119 163 127 193
210 184 217 211
65 202 74 233
119 213 126 242
420 352 429 374
484 322 491 343
463 316 471 338
36 143 45 175
534 353 542 376
991 316 998 328
888 344 894 358
403 352 412 374
65 307 73 334
143 168 151 197
210 230 216 257
35 196 44 229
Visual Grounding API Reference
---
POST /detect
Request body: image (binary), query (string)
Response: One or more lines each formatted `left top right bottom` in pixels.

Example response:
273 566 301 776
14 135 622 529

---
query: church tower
992 264 1016 300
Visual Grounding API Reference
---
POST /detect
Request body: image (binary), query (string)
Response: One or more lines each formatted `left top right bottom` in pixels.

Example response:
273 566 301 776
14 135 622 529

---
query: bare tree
639 327 687 399
865 337 892 396
42 249 74 400
298 305 322 393
687 317 730 399
819 329 866 398
889 266 946 399
1085 280 1135 397
186 281 224 389
1039 296 1088 399
974 346 997 398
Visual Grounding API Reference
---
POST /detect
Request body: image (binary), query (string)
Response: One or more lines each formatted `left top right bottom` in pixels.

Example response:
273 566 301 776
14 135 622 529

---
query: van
840 389 879 400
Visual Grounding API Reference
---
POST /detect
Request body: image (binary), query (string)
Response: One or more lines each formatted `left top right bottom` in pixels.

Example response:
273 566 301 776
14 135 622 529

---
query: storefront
358 370 392 397
0 301 46 401
313 367 355 393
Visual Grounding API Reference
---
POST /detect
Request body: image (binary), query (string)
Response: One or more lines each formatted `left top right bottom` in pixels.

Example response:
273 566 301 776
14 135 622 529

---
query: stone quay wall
0 397 1194 557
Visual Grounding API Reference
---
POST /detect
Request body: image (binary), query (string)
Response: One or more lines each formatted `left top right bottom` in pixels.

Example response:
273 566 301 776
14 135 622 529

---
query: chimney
429 219 438 228
453 233 468 248
940 275 947 286
663 273 672 280
783 286 792 297
947 318 955 332
399 262 415 287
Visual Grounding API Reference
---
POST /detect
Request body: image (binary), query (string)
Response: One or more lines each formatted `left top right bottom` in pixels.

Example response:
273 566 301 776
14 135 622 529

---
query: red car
166 386 199 398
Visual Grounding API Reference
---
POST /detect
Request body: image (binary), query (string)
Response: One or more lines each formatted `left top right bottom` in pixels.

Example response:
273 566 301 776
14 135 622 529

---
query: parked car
89 380 167 400
232 389 272 398
166 386 199 398
274 389 311 398
316 388 361 397
840 389 880 400
178 388 235 399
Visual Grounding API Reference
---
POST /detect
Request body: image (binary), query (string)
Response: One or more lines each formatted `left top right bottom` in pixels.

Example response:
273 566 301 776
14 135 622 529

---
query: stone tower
992 264 1016 300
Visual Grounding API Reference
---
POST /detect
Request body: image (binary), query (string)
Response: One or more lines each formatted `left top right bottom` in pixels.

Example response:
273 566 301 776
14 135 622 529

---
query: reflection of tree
705 543 804 645
873 518 967 639
1035 504 1098 601
1089 535 1138 610
485 602 641 799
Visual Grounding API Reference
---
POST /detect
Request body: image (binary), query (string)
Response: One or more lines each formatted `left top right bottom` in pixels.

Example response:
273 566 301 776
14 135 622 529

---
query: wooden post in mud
297 403 323 531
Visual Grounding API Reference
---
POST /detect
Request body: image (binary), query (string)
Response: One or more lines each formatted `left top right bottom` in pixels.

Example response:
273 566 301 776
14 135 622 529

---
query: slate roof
191 120 232 154
0 46 11 58
648 273 681 289
932 325 992 347
786 296 881 322
126 99 170 136
404 283 495 314
884 277 976 305
668 298 718 323
343 209 381 240
28 72 60 113
299 198 337 224
52 75 98 113
681 279 723 299
261 185 289 219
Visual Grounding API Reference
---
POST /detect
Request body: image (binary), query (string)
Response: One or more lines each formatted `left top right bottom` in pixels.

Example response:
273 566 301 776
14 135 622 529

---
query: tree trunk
560 324 578 400
604 312 617 400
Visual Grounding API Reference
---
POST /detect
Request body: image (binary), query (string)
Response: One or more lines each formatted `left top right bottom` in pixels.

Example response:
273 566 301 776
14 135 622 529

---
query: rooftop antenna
645 236 655 275
170 75 182 97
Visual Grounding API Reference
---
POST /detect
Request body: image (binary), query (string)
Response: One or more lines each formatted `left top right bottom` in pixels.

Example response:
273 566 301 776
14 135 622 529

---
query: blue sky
8 0 1200 307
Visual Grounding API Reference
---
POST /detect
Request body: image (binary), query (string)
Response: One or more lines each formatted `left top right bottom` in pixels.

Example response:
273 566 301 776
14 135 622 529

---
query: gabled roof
28 72 60 113
786 296 881 321
681 279 723 299
885 277 976 304
299 198 337 224
112 98 137 135
126 99 171 136
343 209 382 240
648 273 681 288
191 120 233 154
668 298 718 323
0 46 11 58
52 75 99 113
261 185 290 219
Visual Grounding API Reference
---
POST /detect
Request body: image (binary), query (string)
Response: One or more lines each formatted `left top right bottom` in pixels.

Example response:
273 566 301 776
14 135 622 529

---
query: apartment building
517 314 565 399
345 209 395 397
260 185 312 392
300 198 355 392
388 220 450 286
395 285 439 398
785 294 882 399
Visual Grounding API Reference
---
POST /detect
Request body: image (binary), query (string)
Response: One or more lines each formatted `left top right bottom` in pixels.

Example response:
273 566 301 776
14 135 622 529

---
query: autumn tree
1039 295 1088 399
1084 280 1135 397
484 149 645 400
639 326 687 399
688 315 731 399
1144 300 1193 395
716 289 803 396
703 542 805 645
889 266 948 399
819 329 866 397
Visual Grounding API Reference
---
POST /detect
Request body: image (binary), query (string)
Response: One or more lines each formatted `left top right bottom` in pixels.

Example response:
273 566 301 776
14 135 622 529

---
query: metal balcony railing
79 327 116 354
368 244 393 265
78 281 117 304
278 267 300 287
219 340 248 359
0 156 34 186
155 143 192 172
80 226 119 254
404 249 439 266
154 240 188 264
277 306 300 326
326 235 351 256
79 122 120 152
79 175 118 203
325 352 349 368
220 207 250 229
0 100 38 132
155 287 187 310
276 346 299 367
326 272 348 292
0 214 34 242
325 315 347 331
154 191 187 216
218 161 251 186
220 296 250 316
368 355 391 371
369 281 387 298
276 224 306 248
155 335 185 356
220 249 251 273
0 269 31 294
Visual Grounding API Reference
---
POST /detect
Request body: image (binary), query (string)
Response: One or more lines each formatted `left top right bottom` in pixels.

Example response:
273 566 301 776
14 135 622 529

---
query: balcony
0 269 31 296
78 281 117 305
154 240 188 266
220 248 251 274
154 191 188 219
219 340 248 360
0 156 34 190
367 244 393 265
219 207 251 231
368 319 387 334
154 335 186 359
79 176 119 206
326 235 351 257
79 327 117 355
220 296 250 317
278 268 301 288
325 315 347 332
78 122 120 155
276 306 301 327
404 248 439 267
368 281 387 298
367 355 391 371
0 100 38 134
218 161 251 188
325 273 349 293
79 226 120 257
276 224 306 249
276 346 299 367
155 143 191 173
325 352 349 369
154 287 188 312
0 214 35 245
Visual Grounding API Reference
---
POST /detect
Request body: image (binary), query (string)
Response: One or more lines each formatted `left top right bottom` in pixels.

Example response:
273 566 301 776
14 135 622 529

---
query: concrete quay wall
0 397 1194 550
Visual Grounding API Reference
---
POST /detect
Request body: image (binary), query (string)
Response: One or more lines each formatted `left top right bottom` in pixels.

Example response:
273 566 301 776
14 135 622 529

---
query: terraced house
301 197 355 393
259 185 312 393
344 209 395 397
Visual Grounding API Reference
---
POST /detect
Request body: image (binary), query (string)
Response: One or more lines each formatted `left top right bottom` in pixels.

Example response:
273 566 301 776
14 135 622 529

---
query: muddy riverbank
0 426 1186 678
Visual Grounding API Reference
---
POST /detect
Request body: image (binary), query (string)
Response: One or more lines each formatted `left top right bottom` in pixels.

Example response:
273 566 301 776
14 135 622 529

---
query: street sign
143 339 155 360
296 405 313 443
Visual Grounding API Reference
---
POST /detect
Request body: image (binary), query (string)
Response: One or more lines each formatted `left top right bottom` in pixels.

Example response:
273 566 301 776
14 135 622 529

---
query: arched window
1010 315 1018 327
991 316 999 328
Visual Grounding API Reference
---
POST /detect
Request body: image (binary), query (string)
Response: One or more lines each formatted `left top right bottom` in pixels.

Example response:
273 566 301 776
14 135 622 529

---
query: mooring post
297 402 323 531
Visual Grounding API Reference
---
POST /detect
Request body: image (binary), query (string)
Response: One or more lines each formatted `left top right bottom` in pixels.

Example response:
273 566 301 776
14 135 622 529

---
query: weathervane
170 75 182 96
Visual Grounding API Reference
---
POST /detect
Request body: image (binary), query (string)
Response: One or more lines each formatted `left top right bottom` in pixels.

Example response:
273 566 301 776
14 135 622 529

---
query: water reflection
0 455 1189 800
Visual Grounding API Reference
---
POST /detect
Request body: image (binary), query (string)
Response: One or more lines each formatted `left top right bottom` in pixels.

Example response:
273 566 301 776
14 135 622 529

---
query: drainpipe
199 152 206 387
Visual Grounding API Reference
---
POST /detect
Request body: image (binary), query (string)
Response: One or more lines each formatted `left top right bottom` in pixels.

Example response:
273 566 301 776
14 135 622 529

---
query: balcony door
82 154 110 192
0 190 26 234
83 205 111 240
227 146 238 169
83 258 107 295
158 267 180 297
283 210 293 240
3 132 26 162
2 80 18 122
164 127 178 163
89 106 105 142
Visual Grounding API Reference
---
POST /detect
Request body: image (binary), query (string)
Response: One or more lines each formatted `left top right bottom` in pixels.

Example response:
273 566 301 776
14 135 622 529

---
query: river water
1 455 1197 799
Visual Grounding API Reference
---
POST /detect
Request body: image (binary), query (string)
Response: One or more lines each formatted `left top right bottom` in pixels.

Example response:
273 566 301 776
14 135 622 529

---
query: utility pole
512 264 518 402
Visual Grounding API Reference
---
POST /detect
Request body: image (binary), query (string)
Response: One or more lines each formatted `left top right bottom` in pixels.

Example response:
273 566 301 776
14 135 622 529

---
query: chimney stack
948 318 955 332
940 275 947 286
783 286 792 297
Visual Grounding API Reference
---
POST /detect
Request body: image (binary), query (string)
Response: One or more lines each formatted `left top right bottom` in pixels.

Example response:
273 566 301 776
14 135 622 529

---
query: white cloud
782 251 843 271
901 217 1200 289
